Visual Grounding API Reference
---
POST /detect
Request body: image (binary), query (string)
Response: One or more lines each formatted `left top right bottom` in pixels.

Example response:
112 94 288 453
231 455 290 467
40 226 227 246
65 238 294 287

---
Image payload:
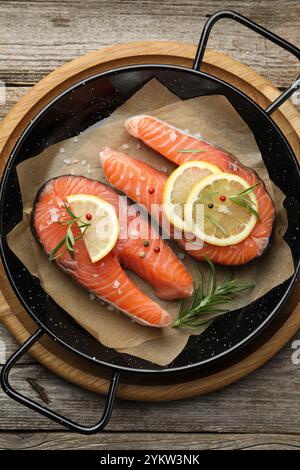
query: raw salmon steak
101 115 275 266
31 175 193 327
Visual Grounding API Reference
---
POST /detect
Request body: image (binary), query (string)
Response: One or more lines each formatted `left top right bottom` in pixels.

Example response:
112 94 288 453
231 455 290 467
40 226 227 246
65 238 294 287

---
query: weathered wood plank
0 322 34 365
0 86 29 119
1 331 300 432
1 431 300 450
0 1 299 86
0 1 300 442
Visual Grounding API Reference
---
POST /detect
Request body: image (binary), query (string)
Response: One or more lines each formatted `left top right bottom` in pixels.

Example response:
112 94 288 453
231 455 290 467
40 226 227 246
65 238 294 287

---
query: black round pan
1 11 300 433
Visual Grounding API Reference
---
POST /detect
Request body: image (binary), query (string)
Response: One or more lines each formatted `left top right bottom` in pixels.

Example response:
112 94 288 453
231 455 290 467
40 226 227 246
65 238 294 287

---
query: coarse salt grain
113 280 120 289
194 132 202 139
169 131 177 142
178 253 185 260
73 137 79 143
60 147 65 153
218 205 230 214
136 143 141 150
73 159 79 164
70 169 75 175
122 143 129 150
230 162 238 171
87 164 91 174
81 160 87 166
89 293 96 301
63 158 71 165
56 197 64 208
92 273 98 278
140 176 146 181
49 207 60 222
161 166 168 173
129 228 139 238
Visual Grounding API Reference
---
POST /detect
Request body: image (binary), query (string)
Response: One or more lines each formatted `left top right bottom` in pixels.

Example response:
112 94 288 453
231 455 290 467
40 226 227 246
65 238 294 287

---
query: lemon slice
66 194 119 263
184 173 258 246
162 161 221 231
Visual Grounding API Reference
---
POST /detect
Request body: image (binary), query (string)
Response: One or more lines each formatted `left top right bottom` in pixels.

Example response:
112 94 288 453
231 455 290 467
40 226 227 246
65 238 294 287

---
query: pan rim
0 63 300 375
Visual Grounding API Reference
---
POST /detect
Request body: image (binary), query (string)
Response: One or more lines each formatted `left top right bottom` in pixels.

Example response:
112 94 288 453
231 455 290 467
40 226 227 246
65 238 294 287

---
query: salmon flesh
31 175 194 327
100 115 275 266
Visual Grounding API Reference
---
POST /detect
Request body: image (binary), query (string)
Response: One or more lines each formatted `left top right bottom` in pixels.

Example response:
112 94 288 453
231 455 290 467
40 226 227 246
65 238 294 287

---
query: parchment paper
7 79 294 366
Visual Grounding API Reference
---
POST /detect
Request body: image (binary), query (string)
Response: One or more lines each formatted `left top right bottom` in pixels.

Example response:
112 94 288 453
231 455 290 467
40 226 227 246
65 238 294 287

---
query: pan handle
193 10 300 115
0 328 120 434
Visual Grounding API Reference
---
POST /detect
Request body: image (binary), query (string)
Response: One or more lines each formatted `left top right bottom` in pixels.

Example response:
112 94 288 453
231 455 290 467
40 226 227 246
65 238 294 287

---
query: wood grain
0 1 299 87
0 0 300 447
0 87 29 119
1 331 300 433
0 322 33 365
1 41 300 404
1 41 300 171
1 432 300 450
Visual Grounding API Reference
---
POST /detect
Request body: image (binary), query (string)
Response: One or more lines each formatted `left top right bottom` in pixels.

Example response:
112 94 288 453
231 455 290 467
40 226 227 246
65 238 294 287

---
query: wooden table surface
0 0 300 450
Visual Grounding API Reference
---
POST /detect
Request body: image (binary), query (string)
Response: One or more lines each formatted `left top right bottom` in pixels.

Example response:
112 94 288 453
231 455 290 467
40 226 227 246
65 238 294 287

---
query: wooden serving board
0 42 300 401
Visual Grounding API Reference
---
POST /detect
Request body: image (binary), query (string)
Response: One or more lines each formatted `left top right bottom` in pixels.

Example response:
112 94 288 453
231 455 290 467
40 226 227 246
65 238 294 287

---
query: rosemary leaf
235 195 256 206
229 181 260 220
49 238 67 261
48 204 91 261
173 259 254 330
230 196 260 220
175 309 228 329
57 219 74 225
66 236 74 253
206 257 216 297
236 181 260 196
67 224 75 246
74 224 90 241
64 202 78 219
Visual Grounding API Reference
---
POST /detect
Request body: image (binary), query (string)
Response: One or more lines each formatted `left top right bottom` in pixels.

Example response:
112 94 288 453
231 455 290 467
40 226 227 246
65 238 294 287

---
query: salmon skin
31 175 193 328
101 115 275 266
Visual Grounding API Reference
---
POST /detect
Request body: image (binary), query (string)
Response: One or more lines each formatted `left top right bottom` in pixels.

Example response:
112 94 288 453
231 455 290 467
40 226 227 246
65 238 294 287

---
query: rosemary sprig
48 203 91 261
229 182 260 220
234 182 260 197
173 258 254 330
176 149 208 153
